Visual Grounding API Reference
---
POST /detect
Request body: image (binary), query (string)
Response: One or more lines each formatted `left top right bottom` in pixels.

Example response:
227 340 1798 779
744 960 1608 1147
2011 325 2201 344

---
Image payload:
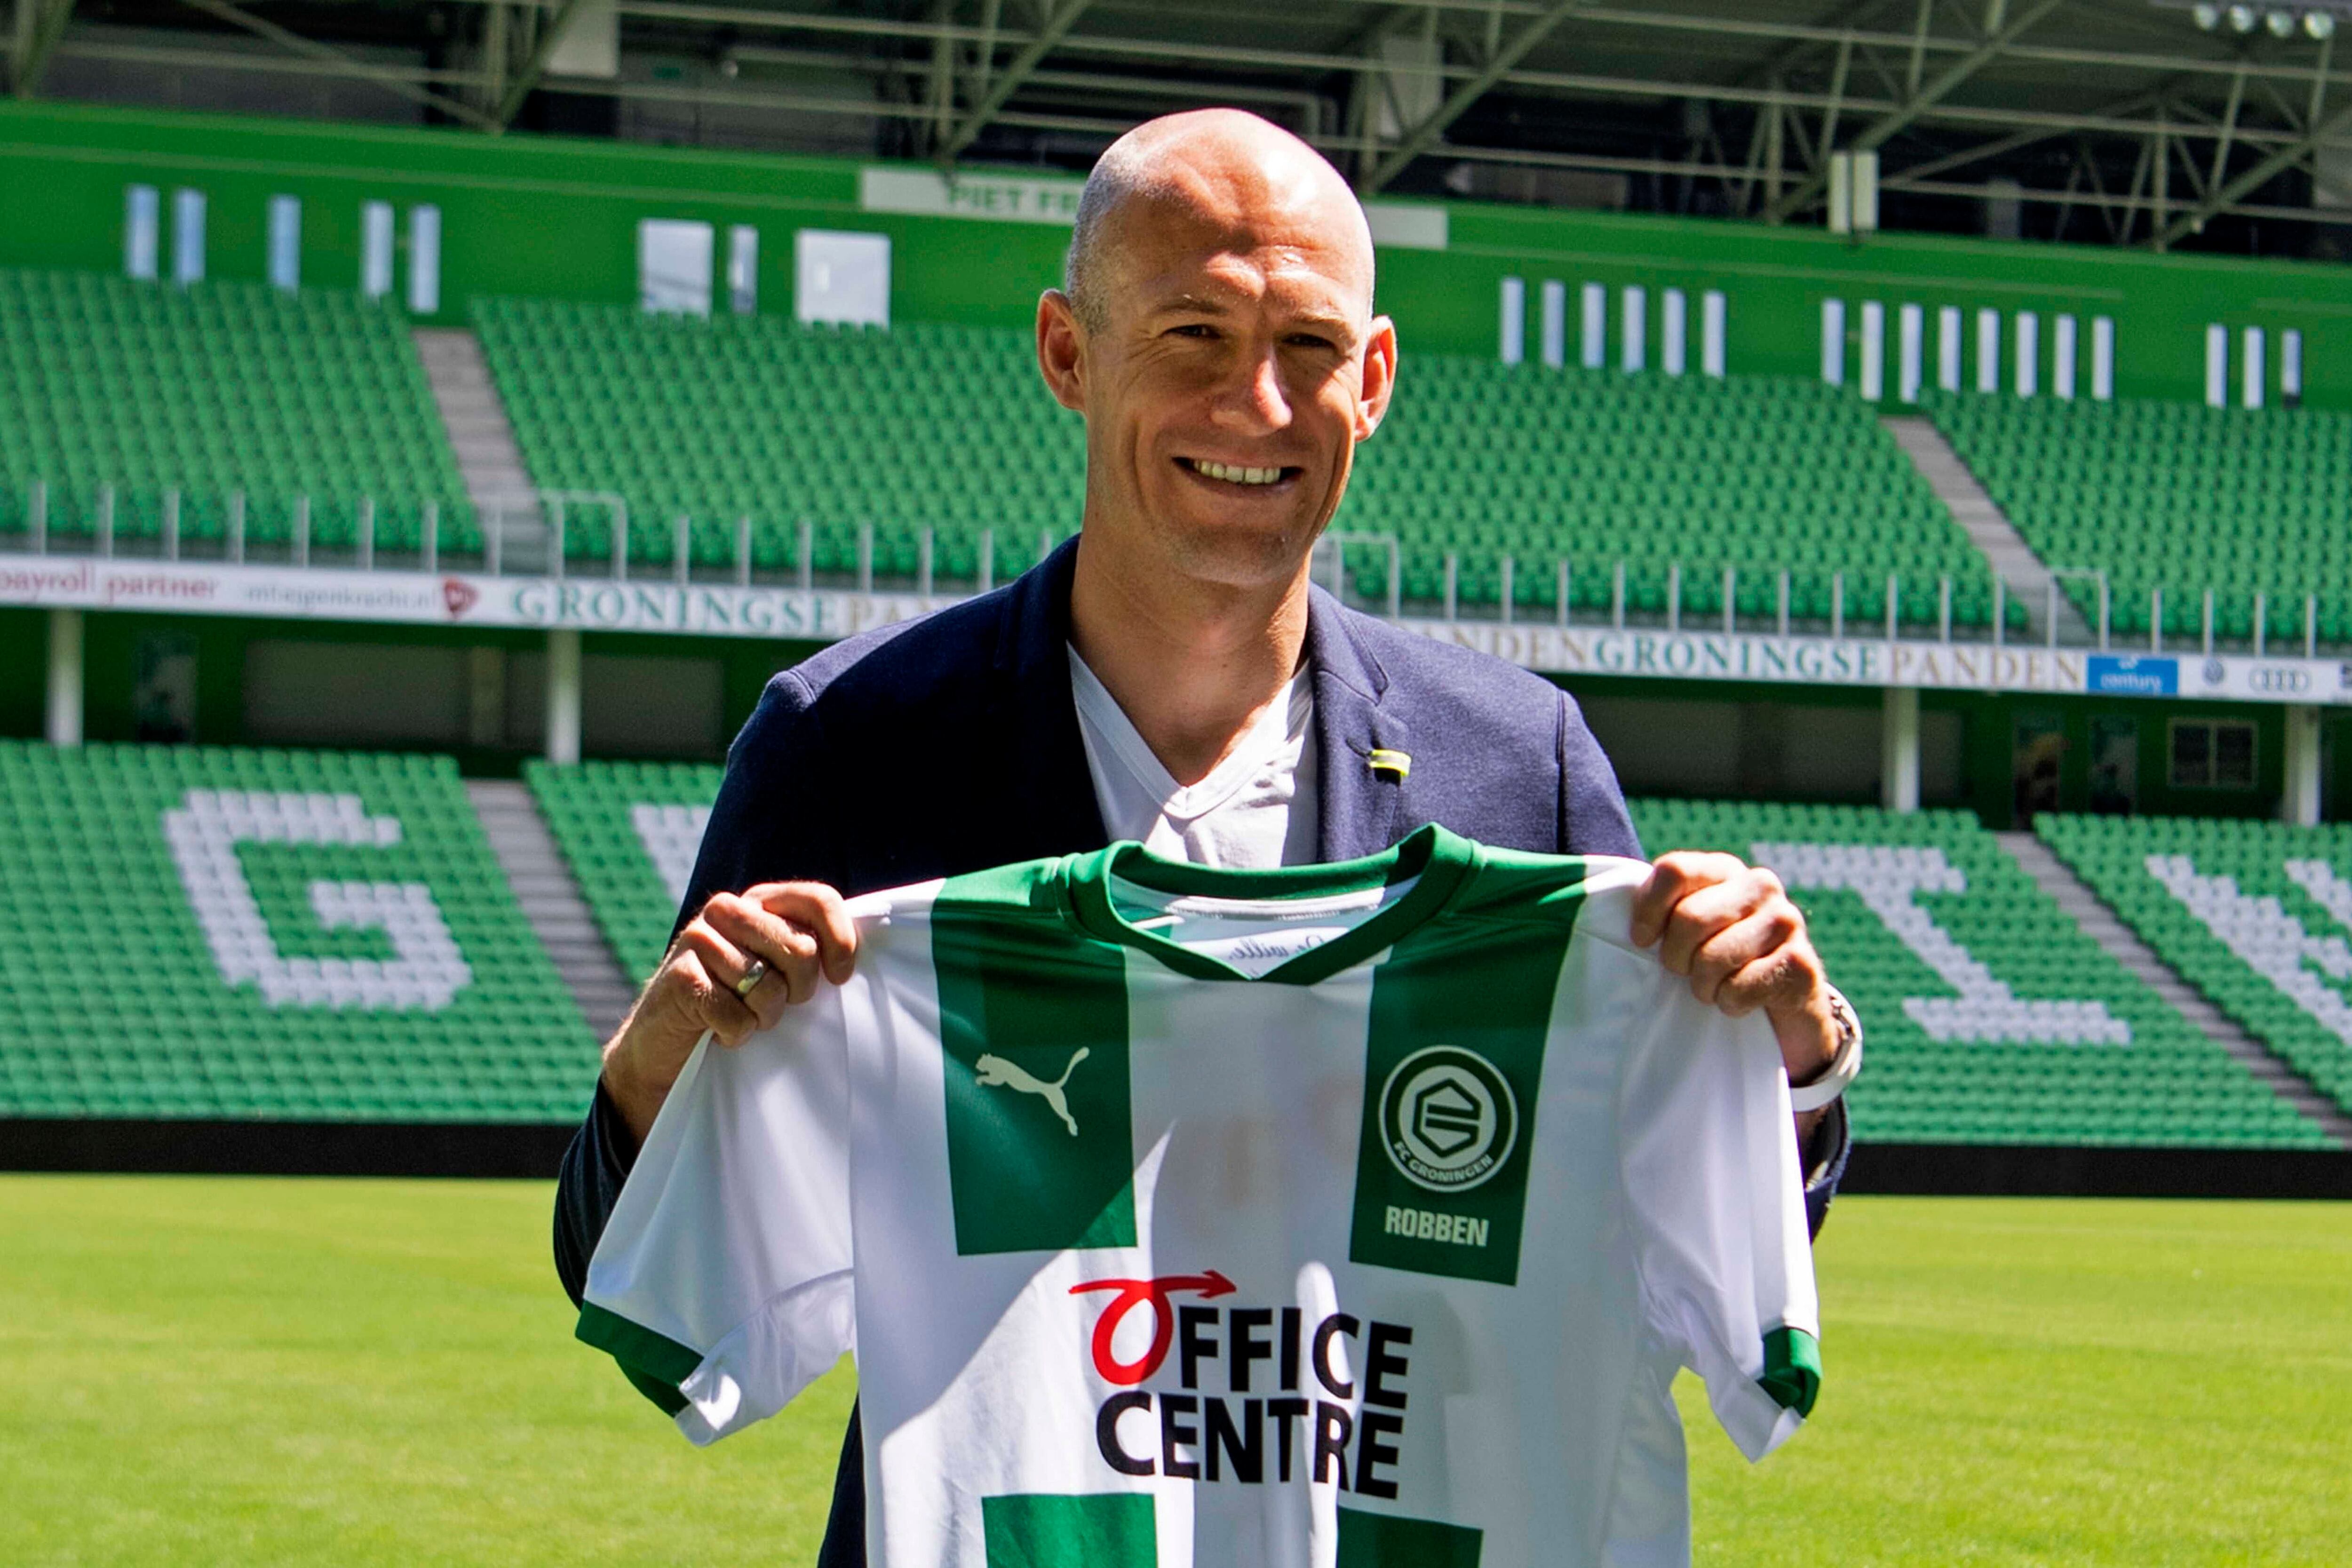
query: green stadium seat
1354 366 2001 627
472 297 2001 626
474 300 1076 580
1926 391 2349 642
1634 798 2332 1149
0 268 475 555
0 741 594 1122
2037 813 2352 1118
525 759 720 985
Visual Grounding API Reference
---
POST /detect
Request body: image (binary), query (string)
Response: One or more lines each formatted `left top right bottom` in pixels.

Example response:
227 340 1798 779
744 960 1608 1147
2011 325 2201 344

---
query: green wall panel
9 100 2352 407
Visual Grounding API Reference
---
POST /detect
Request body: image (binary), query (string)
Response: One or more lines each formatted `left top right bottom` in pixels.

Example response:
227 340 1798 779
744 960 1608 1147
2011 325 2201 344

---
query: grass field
2 1178 2346 1566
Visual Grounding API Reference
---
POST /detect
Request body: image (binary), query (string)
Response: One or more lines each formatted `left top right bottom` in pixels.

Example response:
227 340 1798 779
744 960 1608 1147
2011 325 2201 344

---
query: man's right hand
599 882 859 1146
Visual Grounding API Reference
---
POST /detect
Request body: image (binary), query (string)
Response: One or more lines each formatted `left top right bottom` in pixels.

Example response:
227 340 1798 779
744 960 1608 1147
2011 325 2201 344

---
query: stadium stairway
523 760 717 987
1998 830 2352 1146
467 779 636 1040
0 740 596 1129
1882 416 2090 644
1634 798 2335 1151
413 327 549 573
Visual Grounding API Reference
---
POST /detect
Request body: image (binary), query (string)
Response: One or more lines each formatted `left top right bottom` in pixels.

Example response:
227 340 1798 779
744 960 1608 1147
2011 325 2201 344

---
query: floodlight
2267 8 2297 34
2191 1 2223 23
2228 3 2259 29
2308 10 2337 37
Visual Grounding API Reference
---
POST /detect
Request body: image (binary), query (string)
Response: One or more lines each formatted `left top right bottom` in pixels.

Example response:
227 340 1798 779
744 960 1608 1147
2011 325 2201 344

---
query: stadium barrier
8 483 2345 661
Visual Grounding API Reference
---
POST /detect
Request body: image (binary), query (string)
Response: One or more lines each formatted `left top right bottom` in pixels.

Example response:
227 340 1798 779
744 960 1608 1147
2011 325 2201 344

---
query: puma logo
973 1047 1091 1137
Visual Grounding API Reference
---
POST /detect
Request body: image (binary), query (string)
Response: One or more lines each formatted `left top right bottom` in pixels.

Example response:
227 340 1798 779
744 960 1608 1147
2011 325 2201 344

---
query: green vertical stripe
935 863 1137 1257
1335 1505 1484 1566
1759 1326 1822 1417
575 1301 702 1417
1348 856 1587 1287
982 1492 1157 1568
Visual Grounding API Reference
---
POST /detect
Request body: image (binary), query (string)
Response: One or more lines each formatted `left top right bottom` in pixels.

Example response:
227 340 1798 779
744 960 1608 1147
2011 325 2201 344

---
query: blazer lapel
993 536 1110 860
1306 588 1413 862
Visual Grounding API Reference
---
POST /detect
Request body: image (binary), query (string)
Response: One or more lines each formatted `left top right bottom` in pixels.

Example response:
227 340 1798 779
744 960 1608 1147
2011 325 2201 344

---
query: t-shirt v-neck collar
1067 648 1312 825
1056 823 1479 985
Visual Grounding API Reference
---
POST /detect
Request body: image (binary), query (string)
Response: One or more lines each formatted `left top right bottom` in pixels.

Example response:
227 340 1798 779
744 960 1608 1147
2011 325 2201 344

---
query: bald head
1065 109 1374 332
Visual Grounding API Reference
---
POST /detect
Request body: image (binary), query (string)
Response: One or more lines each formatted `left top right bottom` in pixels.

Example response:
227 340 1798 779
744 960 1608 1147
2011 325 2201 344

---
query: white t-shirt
580 826 1820 1568
1070 647 1318 869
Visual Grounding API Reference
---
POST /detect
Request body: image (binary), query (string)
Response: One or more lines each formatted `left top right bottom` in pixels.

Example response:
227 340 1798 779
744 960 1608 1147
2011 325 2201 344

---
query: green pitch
1 1178 2344 1566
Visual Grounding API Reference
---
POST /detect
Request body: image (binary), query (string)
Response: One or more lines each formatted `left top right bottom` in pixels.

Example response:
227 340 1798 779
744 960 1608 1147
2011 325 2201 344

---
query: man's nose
1209 347 1292 434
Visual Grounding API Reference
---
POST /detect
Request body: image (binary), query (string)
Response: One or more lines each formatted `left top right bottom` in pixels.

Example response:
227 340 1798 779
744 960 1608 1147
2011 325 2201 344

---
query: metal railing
0 478 2338 657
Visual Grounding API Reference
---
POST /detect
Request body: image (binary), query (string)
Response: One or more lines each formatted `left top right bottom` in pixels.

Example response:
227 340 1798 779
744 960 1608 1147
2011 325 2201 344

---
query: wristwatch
1788 987 1863 1114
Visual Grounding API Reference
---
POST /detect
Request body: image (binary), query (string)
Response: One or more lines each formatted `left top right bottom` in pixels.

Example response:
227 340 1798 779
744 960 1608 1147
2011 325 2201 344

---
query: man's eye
1286 334 1339 351
1168 323 1217 339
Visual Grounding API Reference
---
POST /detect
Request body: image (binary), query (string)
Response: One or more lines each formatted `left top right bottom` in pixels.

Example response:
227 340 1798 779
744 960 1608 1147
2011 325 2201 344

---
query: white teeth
1193 460 1283 486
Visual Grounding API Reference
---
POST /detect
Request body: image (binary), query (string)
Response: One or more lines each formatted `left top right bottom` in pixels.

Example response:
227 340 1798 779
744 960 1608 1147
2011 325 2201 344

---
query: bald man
556 110 1855 1564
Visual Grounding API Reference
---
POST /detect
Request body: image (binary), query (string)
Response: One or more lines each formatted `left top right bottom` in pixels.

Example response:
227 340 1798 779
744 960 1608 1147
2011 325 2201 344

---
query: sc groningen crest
1377 1045 1518 1194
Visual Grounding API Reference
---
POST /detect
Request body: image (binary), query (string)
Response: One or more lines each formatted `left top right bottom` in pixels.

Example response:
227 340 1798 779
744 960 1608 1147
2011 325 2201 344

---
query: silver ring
733 958 769 998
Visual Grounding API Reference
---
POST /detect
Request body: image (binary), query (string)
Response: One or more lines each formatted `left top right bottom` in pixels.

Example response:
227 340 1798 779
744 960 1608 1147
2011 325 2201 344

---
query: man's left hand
1629 852 1838 1099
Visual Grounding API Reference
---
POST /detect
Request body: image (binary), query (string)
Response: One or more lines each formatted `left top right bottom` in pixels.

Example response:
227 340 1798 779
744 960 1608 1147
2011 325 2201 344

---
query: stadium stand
1926 391 2352 644
473 297 2001 625
474 298 1081 579
0 268 472 555
2036 814 2352 1117
1349 360 2002 625
1633 798 2332 1147
525 759 718 984
0 740 594 1120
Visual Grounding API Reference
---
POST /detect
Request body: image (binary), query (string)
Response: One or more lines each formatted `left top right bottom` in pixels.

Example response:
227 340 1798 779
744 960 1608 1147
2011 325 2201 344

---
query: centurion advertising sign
5 553 2349 706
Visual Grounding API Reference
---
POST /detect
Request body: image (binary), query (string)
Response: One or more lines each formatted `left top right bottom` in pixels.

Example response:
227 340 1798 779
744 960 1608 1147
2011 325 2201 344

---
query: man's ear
1036 289 1087 413
1354 315 1398 440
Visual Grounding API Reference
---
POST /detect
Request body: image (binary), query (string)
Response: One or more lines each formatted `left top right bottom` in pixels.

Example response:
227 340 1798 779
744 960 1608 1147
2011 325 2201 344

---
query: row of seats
0 268 476 554
477 300 1083 579
2036 814 2352 1116
526 764 2333 1148
0 740 2341 1144
473 298 2008 624
1631 798 2330 1148
0 741 593 1121
1929 393 2352 643
525 758 717 985
1350 359 1999 624
0 267 2331 642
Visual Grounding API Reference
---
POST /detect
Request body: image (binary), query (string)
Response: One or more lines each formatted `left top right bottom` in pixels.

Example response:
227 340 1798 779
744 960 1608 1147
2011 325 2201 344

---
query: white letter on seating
2147 855 2352 1051
1754 843 2130 1045
632 801 714 908
164 789 471 1011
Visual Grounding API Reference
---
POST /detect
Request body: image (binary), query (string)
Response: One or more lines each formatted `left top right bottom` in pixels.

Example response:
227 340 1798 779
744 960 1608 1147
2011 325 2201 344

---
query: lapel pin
1367 748 1411 782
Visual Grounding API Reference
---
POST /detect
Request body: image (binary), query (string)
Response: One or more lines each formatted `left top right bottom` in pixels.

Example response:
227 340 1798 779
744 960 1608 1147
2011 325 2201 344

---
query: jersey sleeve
1616 951 1821 1463
575 981 856 1447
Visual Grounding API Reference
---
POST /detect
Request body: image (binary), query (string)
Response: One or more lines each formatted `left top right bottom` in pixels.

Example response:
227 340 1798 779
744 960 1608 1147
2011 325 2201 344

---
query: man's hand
600 882 859 1146
1629 852 1839 1139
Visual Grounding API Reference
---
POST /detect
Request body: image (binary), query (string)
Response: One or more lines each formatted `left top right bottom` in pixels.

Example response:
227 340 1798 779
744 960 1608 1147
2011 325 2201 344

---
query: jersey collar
1057 823 1478 985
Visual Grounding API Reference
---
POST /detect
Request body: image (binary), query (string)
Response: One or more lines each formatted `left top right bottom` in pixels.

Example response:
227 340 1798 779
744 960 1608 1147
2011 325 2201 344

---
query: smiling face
1037 113 1397 594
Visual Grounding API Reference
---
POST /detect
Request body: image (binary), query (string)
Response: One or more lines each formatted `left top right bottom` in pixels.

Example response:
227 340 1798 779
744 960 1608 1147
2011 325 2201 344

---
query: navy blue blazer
551 539 1843 1567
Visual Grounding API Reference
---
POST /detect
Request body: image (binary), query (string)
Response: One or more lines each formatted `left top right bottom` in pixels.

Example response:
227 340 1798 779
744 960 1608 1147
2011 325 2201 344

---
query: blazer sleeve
1550 686 1850 1238
553 670 827 1306
1557 689 1643 859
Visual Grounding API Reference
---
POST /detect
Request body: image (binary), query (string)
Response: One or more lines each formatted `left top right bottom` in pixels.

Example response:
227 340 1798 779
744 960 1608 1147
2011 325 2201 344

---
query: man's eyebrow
1146 295 1360 336
1149 293 1237 316
1284 312 1359 337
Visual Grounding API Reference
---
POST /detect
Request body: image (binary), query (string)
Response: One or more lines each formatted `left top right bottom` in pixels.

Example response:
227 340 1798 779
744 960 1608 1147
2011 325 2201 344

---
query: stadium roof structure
12 0 2352 252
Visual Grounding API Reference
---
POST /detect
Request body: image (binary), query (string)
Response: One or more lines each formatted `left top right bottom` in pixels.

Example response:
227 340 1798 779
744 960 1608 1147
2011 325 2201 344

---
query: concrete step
413 325 548 571
468 779 637 1041
1995 830 2352 1146
1882 415 2095 645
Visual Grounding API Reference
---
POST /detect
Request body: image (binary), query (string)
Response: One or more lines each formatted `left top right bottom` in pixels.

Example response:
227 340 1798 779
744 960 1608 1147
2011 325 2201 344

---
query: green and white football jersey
580 824 1820 1568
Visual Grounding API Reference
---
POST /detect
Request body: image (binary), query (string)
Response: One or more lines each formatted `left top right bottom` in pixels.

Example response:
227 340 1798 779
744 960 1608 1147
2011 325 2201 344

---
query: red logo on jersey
1069 1270 1237 1385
